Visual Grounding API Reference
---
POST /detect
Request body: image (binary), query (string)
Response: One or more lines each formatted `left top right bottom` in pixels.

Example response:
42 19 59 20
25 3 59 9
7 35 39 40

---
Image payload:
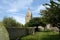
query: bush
3 17 23 27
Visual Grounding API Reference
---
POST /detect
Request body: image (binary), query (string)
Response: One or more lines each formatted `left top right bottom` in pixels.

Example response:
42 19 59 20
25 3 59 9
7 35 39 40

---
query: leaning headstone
46 24 52 30
0 24 9 40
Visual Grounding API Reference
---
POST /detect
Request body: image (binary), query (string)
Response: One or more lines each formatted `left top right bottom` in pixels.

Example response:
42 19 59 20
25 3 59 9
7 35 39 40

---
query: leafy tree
40 0 60 25
25 17 46 31
3 17 23 27
40 0 60 31
58 0 60 2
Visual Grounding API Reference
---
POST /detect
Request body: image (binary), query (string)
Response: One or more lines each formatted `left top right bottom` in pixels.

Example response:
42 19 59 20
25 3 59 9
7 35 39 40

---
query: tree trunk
35 26 38 32
58 27 60 32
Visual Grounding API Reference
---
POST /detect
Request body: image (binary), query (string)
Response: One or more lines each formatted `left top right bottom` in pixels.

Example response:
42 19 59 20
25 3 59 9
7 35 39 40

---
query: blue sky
0 0 57 24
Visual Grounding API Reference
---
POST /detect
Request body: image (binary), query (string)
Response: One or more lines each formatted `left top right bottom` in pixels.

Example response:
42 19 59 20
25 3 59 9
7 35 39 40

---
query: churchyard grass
21 32 60 40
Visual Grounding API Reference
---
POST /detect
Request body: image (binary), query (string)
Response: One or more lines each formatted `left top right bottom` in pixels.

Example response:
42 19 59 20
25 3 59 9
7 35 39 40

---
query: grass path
21 32 59 40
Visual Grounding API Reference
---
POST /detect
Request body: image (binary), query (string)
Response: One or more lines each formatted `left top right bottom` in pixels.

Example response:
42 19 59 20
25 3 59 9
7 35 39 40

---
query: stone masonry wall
6 27 35 39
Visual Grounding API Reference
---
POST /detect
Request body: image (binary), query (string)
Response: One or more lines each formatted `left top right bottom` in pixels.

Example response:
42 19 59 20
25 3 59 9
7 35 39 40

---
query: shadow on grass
11 32 60 40
42 34 60 40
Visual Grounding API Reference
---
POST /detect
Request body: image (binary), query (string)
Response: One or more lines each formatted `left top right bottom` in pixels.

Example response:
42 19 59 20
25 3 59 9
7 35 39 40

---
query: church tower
25 8 32 23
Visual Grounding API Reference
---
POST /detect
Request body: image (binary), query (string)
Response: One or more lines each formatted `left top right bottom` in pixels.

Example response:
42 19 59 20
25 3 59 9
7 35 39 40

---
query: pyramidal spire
28 7 30 11
26 8 32 17
27 8 31 14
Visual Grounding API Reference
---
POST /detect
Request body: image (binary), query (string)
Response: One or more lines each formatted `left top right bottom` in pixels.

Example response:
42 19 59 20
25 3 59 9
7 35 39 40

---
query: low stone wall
6 27 35 39
7 27 27 39
5 26 59 40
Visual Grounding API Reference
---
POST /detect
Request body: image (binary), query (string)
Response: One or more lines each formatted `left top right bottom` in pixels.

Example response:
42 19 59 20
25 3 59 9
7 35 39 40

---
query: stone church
25 9 32 23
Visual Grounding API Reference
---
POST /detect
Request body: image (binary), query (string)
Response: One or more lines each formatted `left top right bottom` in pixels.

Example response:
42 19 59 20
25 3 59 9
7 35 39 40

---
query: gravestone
51 27 59 32
0 24 9 40
46 24 52 30
38 26 44 31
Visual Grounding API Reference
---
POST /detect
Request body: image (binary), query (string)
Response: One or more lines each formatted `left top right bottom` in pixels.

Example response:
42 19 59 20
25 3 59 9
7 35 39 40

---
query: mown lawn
21 32 60 40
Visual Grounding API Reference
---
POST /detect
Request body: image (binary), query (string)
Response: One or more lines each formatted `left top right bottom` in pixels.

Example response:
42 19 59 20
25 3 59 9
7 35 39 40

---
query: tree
25 17 46 31
40 0 60 31
58 0 60 2
3 17 23 27
41 0 60 25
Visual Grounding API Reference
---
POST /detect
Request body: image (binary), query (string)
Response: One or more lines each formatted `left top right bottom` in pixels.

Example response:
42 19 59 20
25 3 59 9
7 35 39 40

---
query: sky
0 0 57 24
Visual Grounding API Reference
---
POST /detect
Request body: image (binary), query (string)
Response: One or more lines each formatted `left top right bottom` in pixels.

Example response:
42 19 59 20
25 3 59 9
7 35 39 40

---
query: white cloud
0 0 33 13
6 0 33 13
12 16 25 24
32 5 46 13
8 8 18 13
